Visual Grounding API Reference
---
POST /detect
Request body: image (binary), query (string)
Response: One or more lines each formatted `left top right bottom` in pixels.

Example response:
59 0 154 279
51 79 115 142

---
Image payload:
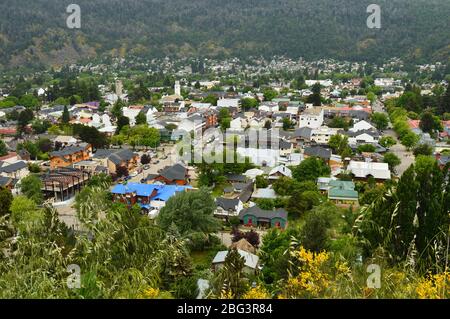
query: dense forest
1 0 449 70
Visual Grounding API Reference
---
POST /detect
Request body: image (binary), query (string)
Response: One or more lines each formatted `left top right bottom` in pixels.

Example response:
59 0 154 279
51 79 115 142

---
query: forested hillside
1 0 449 69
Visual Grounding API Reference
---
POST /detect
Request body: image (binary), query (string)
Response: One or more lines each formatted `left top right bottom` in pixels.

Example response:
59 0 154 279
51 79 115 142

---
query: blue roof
111 183 192 200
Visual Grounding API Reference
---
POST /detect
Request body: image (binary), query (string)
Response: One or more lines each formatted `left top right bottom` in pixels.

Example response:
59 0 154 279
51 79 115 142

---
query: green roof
329 180 355 190
328 188 359 200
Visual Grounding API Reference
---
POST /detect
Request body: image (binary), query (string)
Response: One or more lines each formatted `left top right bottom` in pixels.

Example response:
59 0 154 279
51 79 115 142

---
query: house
299 107 324 129
310 126 339 145
230 238 256 254
251 187 277 200
349 120 375 132
0 161 29 180
49 143 92 169
347 161 391 182
93 149 139 175
217 98 240 108
239 206 288 229
178 114 205 135
345 130 380 145
0 176 19 194
155 163 189 185
327 180 359 205
111 183 192 214
304 146 332 163
215 197 244 220
268 165 292 180
212 249 260 275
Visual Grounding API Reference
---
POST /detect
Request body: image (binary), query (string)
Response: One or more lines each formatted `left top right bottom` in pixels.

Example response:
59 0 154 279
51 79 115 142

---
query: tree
0 187 13 217
263 88 277 101
401 131 419 150
264 120 272 129
17 109 34 132
419 110 440 134
412 143 432 156
371 112 389 130
241 97 258 111
203 94 218 106
0 140 8 157
328 134 349 155
379 136 396 148
308 83 322 106
439 83 450 114
37 138 53 153
141 154 151 165
116 116 130 134
255 175 269 188
357 144 376 153
383 152 401 171
19 94 40 109
282 118 294 130
19 175 43 204
111 98 125 118
135 111 147 125
61 105 70 123
287 190 322 217
212 248 247 298
300 203 335 252
157 188 219 236
292 157 330 182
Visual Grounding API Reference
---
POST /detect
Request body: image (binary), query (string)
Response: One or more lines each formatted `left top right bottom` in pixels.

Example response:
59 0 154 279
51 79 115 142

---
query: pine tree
62 105 70 123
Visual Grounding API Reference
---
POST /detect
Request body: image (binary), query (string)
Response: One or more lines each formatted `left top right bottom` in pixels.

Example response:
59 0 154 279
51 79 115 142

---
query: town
0 54 449 299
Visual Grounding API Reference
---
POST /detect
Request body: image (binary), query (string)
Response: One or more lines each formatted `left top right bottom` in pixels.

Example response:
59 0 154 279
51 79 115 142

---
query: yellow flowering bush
242 285 270 299
416 272 450 299
140 287 161 299
279 247 331 299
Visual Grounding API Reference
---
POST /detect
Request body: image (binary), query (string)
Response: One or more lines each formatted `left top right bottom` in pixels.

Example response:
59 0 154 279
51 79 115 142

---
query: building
215 197 244 220
111 183 192 214
49 143 92 169
310 126 339 145
327 180 359 205
93 149 139 175
0 161 29 180
41 167 92 202
347 161 391 182
154 163 189 185
299 107 324 129
268 165 292 180
239 205 288 229
212 249 259 275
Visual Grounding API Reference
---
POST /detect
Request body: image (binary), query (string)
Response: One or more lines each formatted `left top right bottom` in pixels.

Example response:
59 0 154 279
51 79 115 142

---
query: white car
130 171 138 177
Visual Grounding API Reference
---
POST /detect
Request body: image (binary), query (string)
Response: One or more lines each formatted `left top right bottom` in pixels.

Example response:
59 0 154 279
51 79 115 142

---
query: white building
347 161 391 180
310 126 339 145
349 120 375 132
217 98 240 108
299 107 324 129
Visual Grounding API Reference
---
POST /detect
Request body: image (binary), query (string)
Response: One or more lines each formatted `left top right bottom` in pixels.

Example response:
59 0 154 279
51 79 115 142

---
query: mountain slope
1 0 449 69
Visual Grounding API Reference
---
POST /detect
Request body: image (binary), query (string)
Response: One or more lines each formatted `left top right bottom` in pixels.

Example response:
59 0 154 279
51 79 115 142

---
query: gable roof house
49 143 92 169
0 161 29 180
215 197 244 220
239 205 288 229
268 165 292 180
212 249 260 275
327 180 359 205
155 163 189 185
347 161 391 182
93 149 139 175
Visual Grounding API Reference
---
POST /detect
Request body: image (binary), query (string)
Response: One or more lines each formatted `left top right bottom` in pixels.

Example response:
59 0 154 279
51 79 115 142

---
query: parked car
143 165 150 170
130 171 138 177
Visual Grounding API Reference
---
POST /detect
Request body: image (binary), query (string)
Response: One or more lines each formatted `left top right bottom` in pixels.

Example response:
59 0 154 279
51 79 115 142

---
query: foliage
19 175 43 205
383 152 401 171
157 188 220 236
371 112 389 130
0 187 13 217
292 157 330 182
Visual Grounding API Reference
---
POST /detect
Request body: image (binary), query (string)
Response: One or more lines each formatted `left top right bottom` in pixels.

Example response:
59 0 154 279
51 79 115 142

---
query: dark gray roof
0 176 18 187
304 146 332 160
344 129 380 138
239 206 288 221
93 149 116 159
232 182 252 191
159 163 187 181
294 127 312 139
0 161 27 173
108 149 137 165
226 174 247 182
50 143 89 157
216 197 240 210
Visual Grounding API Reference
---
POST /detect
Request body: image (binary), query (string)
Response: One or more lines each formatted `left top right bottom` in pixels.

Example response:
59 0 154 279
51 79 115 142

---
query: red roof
0 152 17 161
408 120 421 129
0 127 17 135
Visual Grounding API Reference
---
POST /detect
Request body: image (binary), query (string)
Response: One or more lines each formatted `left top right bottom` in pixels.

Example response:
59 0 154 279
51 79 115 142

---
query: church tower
174 80 181 96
